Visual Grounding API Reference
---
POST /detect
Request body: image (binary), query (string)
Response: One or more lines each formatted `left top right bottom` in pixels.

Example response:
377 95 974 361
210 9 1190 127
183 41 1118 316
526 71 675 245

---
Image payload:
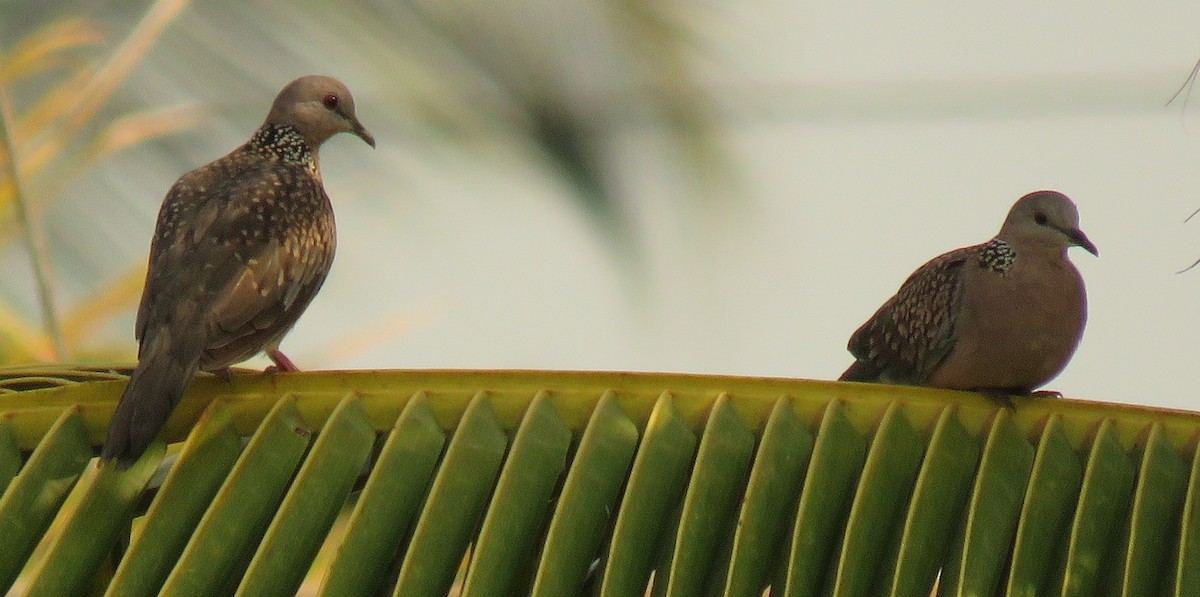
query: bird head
264 75 375 149
1000 190 1098 256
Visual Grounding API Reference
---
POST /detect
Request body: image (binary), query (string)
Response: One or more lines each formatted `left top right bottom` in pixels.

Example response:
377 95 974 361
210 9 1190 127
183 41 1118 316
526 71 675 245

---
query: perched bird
838 190 1096 402
102 75 374 465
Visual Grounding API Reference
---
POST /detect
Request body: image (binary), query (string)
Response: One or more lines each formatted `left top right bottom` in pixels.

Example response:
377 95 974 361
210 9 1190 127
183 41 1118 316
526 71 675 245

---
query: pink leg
266 349 301 373
1031 389 1063 398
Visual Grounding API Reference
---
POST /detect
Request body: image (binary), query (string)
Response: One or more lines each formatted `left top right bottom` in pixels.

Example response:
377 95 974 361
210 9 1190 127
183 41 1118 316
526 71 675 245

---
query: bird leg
265 349 301 373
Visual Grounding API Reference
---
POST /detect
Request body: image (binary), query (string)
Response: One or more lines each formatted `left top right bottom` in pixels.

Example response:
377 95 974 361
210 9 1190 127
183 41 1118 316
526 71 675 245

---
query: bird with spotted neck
101 75 374 466
838 190 1097 404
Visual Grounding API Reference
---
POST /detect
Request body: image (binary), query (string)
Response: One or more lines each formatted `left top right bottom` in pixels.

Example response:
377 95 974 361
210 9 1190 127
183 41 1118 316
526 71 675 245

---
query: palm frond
0 19 104 85
1 367 1197 595
0 1 196 365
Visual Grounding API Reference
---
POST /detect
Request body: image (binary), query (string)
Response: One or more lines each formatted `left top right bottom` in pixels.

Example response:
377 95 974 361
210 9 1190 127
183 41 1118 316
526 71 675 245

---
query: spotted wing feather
841 245 978 384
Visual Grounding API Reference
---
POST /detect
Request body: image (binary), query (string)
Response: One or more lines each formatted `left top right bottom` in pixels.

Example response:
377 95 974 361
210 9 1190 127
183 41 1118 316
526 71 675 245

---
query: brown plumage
839 190 1097 397
102 75 374 465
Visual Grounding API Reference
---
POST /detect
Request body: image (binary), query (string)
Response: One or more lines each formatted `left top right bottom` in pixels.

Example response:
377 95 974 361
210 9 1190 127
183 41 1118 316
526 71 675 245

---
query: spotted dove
838 190 1096 400
101 75 374 465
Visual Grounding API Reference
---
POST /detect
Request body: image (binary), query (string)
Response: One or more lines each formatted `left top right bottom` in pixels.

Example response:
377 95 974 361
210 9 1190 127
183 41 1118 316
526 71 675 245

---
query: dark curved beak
1065 227 1098 256
350 118 375 148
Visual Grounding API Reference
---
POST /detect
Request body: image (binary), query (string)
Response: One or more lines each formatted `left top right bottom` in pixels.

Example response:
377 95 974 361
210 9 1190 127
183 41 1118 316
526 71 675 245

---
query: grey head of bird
263 75 375 149
996 190 1098 257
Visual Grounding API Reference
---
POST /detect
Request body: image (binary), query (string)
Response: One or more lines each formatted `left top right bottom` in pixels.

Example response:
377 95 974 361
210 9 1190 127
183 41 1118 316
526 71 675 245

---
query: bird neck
248 123 320 176
976 238 1016 273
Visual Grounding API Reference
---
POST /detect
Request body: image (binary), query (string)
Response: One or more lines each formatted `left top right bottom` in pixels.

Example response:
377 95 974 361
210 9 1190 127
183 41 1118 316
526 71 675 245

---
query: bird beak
1066 227 1098 256
350 118 375 148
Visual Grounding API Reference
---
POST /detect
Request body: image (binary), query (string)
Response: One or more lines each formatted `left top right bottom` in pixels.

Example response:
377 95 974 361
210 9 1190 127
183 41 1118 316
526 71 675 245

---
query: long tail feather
102 329 199 466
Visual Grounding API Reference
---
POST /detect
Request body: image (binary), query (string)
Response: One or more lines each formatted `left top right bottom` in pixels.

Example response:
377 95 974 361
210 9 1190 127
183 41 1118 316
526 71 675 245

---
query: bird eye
322 94 339 110
1034 212 1048 225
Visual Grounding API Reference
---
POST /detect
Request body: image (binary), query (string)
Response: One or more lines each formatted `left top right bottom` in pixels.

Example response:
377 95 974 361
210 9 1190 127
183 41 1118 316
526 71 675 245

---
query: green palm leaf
1 365 1198 595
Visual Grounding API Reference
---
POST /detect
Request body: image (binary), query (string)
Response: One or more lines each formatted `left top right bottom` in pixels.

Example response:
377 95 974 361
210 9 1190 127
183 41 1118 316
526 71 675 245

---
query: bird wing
202 226 333 365
845 245 976 384
135 155 333 368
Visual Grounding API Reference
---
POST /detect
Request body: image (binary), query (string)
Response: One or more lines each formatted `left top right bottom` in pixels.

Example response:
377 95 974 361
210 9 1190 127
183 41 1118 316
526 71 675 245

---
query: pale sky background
8 1 1200 410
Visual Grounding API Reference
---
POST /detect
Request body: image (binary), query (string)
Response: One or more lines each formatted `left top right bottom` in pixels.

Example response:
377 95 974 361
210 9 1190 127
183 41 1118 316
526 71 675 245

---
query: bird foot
1030 389 1063 398
265 349 301 373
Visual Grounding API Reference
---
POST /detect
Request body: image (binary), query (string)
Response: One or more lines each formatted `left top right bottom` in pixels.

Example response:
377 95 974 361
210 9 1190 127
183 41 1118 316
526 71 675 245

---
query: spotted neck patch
249 124 316 171
976 238 1015 273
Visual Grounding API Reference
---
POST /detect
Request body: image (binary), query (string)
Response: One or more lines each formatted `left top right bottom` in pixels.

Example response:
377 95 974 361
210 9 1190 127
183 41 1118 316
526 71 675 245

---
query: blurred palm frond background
0 0 732 369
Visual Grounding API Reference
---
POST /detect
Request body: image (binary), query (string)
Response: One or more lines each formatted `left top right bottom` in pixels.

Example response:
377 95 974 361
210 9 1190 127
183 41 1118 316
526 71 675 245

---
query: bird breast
928 250 1087 391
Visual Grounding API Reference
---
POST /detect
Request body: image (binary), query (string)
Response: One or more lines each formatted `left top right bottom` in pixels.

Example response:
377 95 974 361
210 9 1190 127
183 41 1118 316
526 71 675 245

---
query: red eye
322 93 339 109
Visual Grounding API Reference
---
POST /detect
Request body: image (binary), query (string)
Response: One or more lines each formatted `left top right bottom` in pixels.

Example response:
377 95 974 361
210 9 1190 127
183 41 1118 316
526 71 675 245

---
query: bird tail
101 330 200 467
838 360 881 382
